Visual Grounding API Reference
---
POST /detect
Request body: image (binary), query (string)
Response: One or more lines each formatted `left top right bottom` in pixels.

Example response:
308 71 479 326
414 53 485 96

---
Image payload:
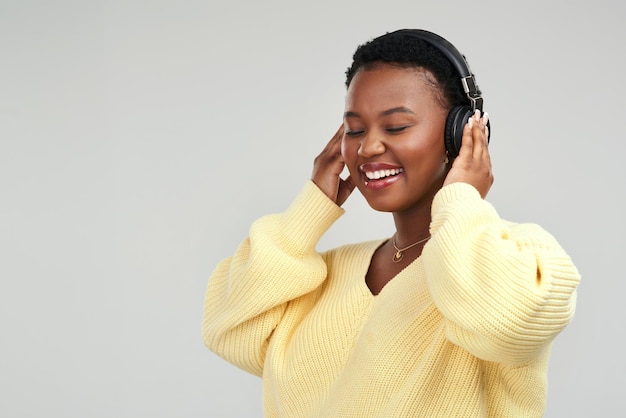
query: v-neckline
360 239 423 297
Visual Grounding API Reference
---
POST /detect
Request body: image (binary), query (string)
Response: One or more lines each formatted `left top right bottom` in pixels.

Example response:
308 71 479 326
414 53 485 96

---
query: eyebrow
343 106 416 119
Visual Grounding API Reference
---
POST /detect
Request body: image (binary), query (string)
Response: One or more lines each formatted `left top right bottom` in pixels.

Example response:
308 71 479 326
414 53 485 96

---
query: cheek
398 135 439 163
406 125 446 159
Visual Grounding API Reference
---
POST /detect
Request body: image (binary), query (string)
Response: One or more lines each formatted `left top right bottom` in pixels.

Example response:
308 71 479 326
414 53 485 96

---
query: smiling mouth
363 168 404 180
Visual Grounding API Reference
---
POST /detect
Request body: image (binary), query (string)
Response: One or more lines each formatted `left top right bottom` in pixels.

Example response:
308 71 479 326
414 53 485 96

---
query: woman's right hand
311 125 355 206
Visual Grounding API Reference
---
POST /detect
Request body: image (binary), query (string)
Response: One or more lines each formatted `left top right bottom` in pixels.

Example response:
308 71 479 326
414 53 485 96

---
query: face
341 64 449 213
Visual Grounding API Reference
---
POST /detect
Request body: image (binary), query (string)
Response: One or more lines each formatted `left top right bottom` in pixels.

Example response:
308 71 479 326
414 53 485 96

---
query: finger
477 112 493 172
471 110 488 159
336 175 355 206
320 124 344 154
482 112 490 144
334 123 344 138
458 115 475 158
331 124 344 144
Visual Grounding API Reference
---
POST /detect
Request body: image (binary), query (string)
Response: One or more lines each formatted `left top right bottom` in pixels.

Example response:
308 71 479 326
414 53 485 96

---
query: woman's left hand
443 110 494 198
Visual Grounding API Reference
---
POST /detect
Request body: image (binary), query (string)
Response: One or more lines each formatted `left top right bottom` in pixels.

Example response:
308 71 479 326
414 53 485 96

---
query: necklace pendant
393 250 403 263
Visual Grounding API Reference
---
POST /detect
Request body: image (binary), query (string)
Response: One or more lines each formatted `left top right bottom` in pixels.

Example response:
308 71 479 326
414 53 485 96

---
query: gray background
1 0 624 417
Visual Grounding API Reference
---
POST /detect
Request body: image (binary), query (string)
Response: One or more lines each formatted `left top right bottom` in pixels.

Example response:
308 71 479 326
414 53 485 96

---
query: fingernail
474 109 481 121
468 117 474 128
482 112 489 124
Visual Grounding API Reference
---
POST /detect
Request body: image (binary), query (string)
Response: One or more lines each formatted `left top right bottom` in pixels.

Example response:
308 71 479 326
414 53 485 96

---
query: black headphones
388 29 491 158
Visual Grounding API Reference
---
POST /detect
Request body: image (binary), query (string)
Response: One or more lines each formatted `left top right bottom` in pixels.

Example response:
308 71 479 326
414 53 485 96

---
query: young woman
203 29 580 417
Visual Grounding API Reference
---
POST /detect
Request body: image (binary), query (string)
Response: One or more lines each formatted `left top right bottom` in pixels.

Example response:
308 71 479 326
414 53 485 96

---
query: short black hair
345 30 469 110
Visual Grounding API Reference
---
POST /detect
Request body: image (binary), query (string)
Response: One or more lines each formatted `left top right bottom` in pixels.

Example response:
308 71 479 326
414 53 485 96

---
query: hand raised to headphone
311 125 355 206
443 110 494 198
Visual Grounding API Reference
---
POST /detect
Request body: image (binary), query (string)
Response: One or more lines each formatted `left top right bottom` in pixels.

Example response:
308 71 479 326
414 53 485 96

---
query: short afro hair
345 30 470 110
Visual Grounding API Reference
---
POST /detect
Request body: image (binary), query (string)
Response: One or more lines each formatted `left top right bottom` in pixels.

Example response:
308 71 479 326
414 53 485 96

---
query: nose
358 133 385 158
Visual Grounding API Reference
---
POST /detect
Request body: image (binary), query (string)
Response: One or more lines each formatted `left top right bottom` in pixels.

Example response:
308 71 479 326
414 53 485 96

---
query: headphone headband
386 29 483 112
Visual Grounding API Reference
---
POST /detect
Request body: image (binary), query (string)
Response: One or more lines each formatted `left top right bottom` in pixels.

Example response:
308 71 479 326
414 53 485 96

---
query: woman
203 29 580 417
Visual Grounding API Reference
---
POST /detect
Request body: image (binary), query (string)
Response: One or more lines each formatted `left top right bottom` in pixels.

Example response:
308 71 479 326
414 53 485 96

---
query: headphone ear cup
444 105 472 158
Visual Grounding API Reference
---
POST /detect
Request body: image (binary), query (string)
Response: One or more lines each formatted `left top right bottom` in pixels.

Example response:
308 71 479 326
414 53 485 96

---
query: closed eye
386 126 410 134
344 129 365 137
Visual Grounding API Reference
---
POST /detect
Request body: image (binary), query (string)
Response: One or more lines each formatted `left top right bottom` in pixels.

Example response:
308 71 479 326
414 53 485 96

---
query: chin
367 204 395 213
360 194 403 213
361 188 441 214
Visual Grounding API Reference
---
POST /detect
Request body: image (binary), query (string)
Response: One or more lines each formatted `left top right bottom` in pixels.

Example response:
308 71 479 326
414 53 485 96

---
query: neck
390 178 444 246
391 204 432 247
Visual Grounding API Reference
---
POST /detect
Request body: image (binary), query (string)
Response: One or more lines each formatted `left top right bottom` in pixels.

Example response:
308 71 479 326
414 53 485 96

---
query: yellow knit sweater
203 181 580 417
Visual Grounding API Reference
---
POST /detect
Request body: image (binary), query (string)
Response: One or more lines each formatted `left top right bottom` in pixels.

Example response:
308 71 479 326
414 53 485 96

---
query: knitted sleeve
423 182 580 366
202 181 344 376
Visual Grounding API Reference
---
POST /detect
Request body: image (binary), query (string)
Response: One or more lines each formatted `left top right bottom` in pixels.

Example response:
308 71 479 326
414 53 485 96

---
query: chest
365 242 424 295
265 257 441 412
275 256 434 378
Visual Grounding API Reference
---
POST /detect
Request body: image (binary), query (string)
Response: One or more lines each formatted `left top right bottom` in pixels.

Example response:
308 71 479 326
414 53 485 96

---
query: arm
202 181 344 376
424 183 579 365
425 112 580 365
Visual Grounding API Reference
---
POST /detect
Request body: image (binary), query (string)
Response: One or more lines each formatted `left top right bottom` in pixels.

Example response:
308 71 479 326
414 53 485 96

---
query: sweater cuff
278 180 345 255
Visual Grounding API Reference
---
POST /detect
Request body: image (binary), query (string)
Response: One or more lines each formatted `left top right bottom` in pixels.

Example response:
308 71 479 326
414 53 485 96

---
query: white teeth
365 168 403 180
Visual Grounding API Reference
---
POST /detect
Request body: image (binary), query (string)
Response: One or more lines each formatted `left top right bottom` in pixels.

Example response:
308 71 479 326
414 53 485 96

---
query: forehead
344 65 441 111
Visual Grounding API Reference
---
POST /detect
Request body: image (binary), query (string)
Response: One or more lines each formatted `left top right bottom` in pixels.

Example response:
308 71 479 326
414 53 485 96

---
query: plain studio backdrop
1 0 624 417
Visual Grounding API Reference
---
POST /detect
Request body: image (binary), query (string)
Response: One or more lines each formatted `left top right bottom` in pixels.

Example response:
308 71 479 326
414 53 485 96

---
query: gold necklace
391 234 431 263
